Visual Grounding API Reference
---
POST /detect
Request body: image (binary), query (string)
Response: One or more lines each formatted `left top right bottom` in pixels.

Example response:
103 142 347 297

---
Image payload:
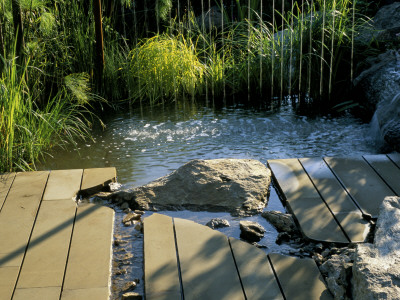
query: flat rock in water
262 210 297 234
352 196 400 299
206 218 230 229
123 159 271 216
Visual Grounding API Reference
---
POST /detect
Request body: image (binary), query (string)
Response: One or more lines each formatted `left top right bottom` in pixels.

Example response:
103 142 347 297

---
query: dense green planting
0 0 378 171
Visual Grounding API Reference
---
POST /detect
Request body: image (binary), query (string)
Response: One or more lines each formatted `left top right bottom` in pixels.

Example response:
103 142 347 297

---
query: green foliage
130 34 205 104
0 54 92 172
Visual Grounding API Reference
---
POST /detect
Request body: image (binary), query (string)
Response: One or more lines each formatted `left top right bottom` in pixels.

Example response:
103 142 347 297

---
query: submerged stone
239 220 266 243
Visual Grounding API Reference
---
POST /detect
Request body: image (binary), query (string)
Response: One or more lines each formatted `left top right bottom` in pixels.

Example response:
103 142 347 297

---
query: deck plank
268 159 348 243
363 155 400 196
324 157 395 218
229 238 283 300
300 158 370 243
174 218 245 300
15 170 83 294
387 152 400 168
0 172 16 212
143 213 181 300
0 171 49 300
80 167 116 196
61 203 114 299
269 253 333 300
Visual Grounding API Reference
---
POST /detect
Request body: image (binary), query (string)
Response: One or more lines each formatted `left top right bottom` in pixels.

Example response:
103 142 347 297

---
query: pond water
40 101 379 298
42 101 378 187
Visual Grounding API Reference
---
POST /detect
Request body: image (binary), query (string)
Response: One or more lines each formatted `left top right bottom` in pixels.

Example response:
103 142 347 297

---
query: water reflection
40 102 377 187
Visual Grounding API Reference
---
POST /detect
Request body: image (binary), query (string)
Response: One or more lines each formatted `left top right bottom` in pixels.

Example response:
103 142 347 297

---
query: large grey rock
352 196 400 299
357 2 400 45
353 49 400 150
118 159 272 216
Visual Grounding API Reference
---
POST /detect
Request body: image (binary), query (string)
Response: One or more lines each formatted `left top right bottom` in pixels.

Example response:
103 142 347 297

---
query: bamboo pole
93 0 104 82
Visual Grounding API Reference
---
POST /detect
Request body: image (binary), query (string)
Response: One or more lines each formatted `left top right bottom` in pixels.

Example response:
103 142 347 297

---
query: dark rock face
239 221 266 243
111 159 272 216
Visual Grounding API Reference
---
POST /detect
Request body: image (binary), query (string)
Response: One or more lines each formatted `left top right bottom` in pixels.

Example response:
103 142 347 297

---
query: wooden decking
268 153 400 243
143 213 332 300
0 168 116 300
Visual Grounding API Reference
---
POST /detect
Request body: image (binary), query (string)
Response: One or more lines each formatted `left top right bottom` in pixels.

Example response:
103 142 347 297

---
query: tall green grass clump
130 34 205 104
0 56 92 172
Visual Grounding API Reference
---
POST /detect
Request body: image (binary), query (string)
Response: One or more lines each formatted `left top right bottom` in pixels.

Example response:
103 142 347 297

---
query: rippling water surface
42 103 378 187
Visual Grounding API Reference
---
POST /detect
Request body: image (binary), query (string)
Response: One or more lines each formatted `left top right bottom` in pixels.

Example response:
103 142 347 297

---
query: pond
40 101 379 298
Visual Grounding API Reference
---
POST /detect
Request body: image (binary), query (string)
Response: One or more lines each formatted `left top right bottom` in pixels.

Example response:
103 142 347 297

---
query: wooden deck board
0 172 15 212
269 253 333 300
387 152 400 168
143 213 181 300
229 238 283 300
15 170 82 292
61 203 114 298
0 171 49 299
174 217 245 300
268 159 348 243
300 158 369 243
80 167 116 196
363 155 400 196
324 157 395 218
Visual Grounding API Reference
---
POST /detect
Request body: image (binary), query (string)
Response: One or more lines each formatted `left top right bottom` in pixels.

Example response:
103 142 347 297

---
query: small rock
109 181 122 192
261 210 297 233
313 253 325 265
115 268 127 275
206 218 230 229
121 202 130 210
122 292 142 300
320 254 353 300
321 248 331 258
122 281 137 292
239 221 265 243
134 210 145 215
123 208 132 214
123 212 141 224
134 221 143 232
276 232 291 245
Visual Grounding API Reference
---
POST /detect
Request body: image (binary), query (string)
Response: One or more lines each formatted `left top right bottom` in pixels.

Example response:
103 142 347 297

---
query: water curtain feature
128 0 359 105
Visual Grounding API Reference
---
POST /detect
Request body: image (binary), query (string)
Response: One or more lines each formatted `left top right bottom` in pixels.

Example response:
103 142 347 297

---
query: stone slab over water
112 159 271 216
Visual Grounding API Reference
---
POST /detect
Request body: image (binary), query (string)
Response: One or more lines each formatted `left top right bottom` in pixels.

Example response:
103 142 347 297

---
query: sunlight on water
42 104 378 188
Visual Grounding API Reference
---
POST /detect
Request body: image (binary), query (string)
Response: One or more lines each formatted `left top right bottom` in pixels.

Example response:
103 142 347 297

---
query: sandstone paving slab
143 213 181 300
0 171 49 255
174 217 245 300
62 203 114 293
61 287 110 300
43 169 83 201
0 172 15 211
229 237 283 300
15 200 77 289
269 253 333 300
13 286 61 300
324 157 395 218
300 158 369 243
0 266 20 299
268 159 348 243
80 167 116 196
363 154 400 195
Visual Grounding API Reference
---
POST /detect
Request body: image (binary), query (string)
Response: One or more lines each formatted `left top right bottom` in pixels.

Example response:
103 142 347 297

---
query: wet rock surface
206 218 230 229
352 196 400 299
239 220 266 243
110 159 272 216
262 210 298 234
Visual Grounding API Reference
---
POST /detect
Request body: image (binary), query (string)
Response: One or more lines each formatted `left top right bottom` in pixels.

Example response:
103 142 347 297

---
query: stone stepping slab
143 213 332 300
0 168 116 300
